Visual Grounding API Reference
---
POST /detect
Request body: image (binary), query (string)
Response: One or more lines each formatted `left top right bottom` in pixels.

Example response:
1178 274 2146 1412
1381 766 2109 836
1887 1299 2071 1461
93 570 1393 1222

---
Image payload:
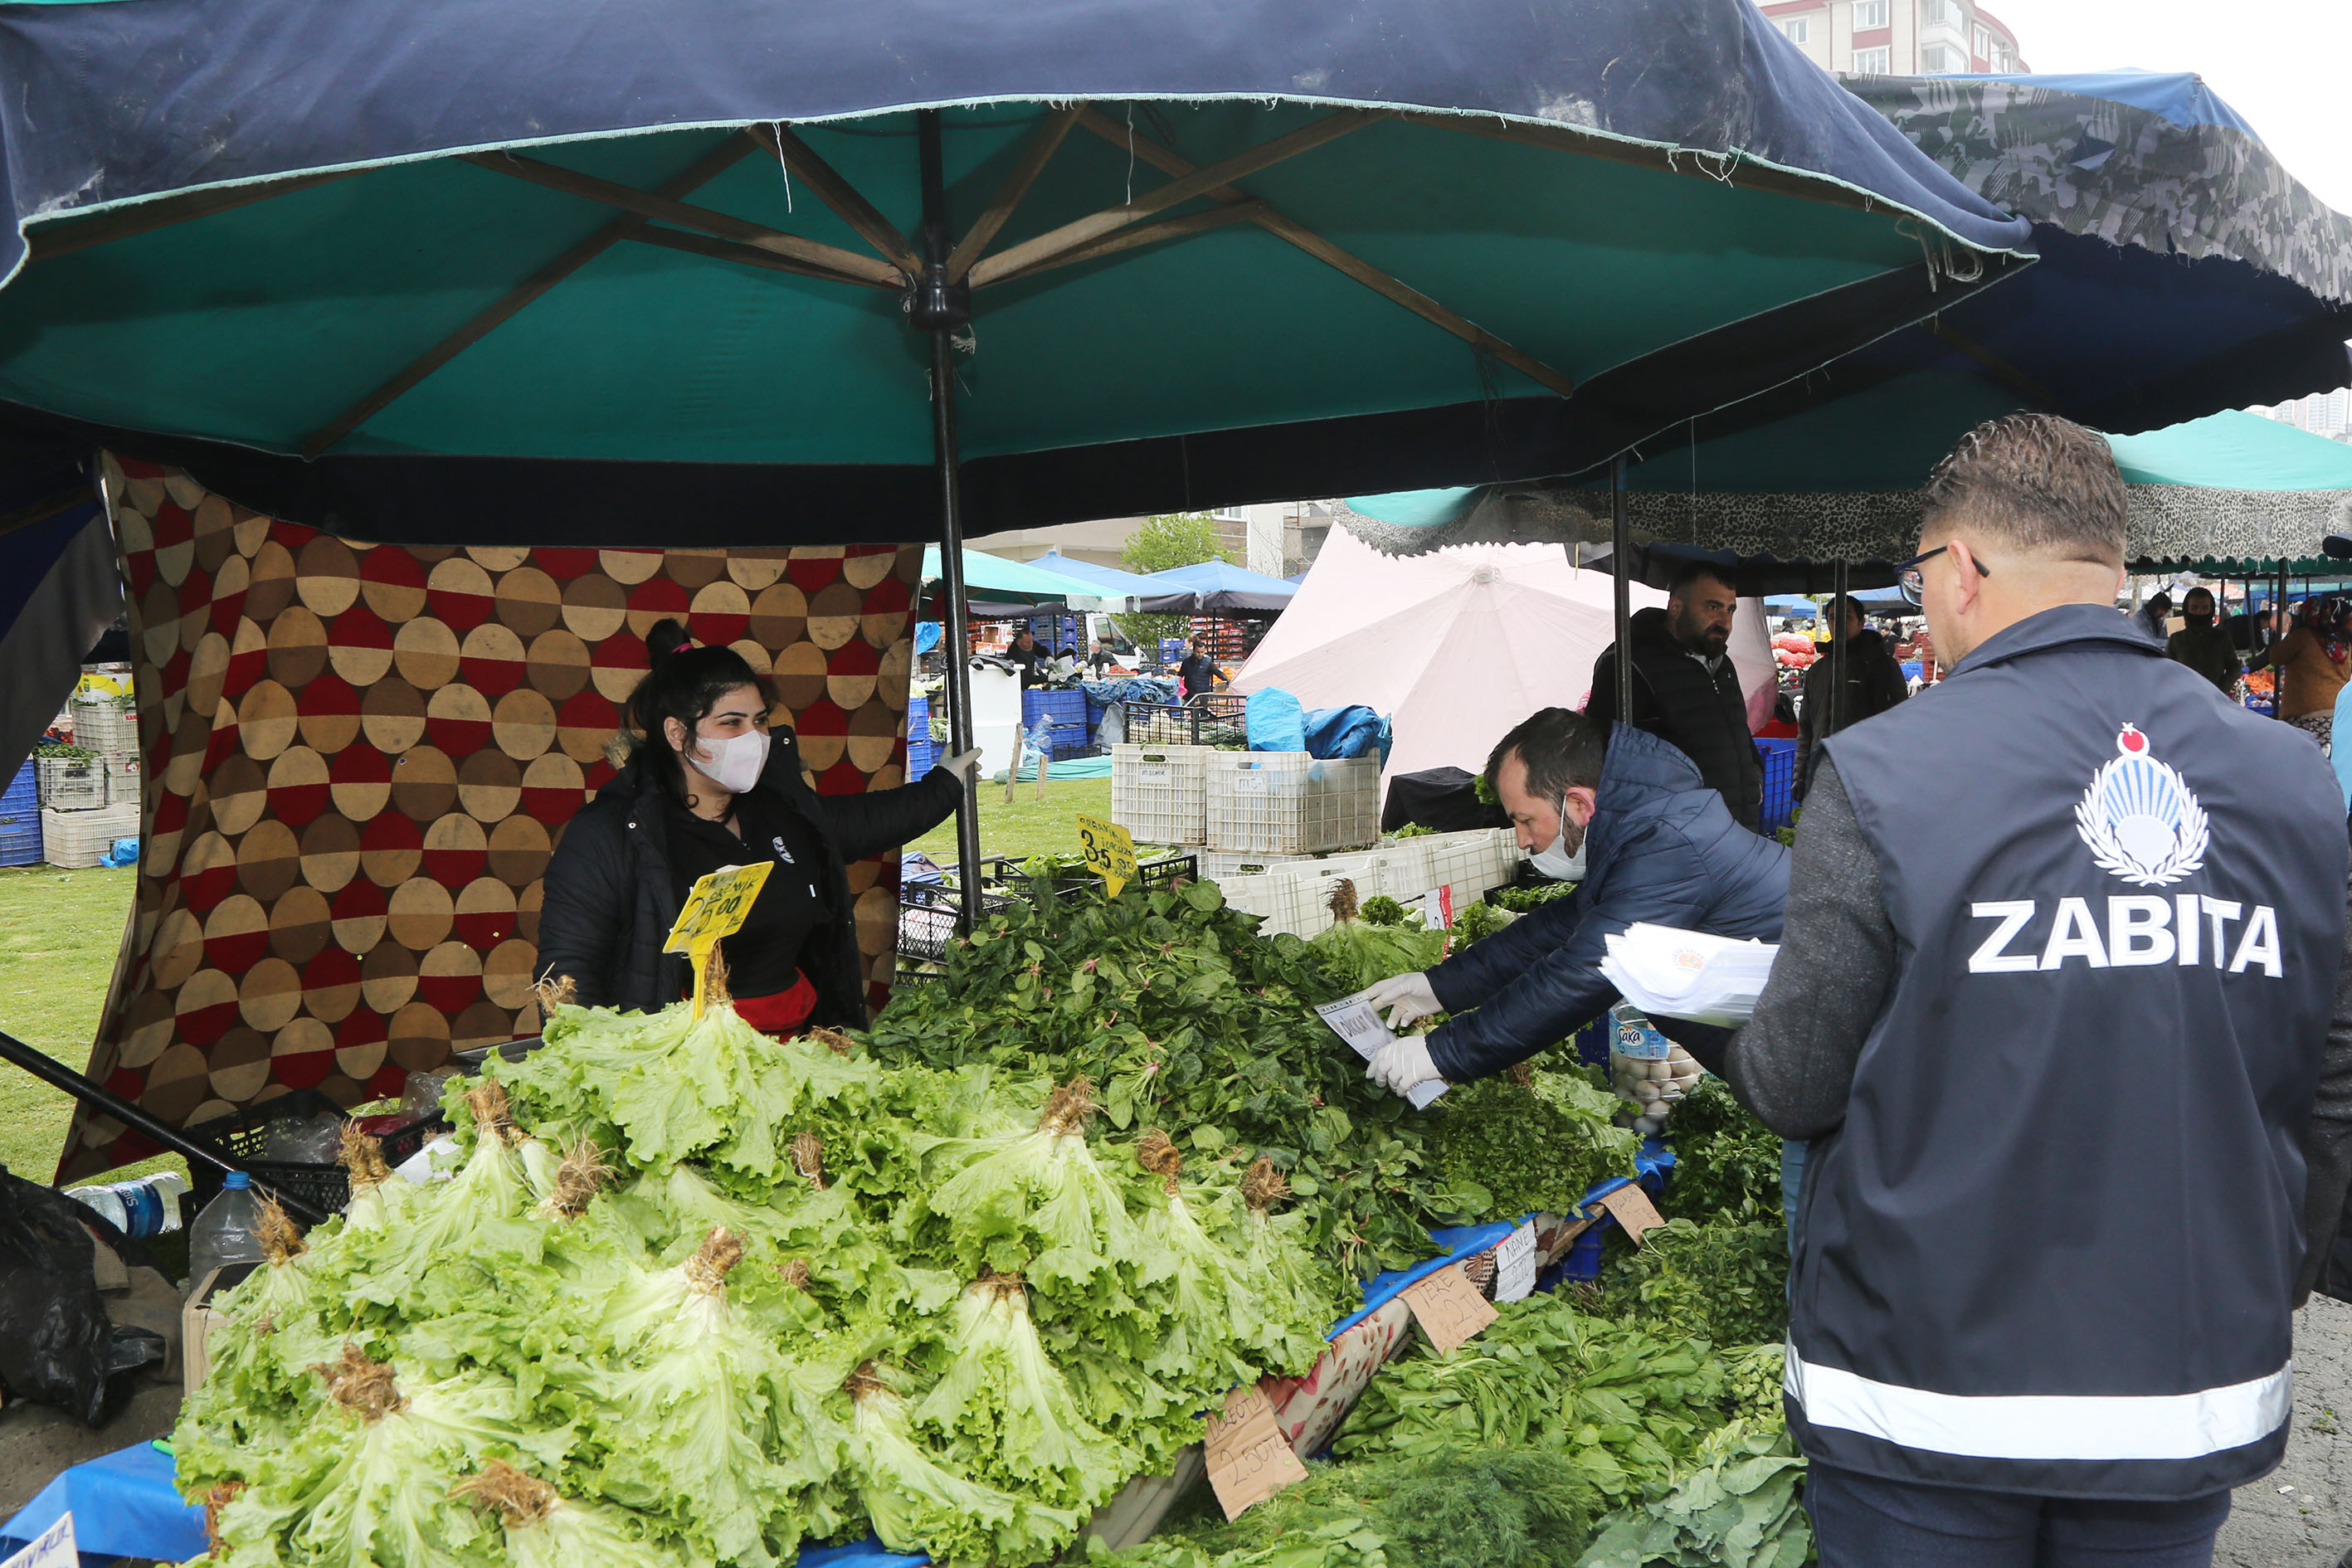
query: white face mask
1530 797 1587 882
690 728 770 795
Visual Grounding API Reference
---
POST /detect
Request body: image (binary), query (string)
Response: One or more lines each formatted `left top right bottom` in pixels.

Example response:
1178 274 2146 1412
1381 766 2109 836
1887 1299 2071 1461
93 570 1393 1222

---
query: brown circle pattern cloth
63 455 922 1182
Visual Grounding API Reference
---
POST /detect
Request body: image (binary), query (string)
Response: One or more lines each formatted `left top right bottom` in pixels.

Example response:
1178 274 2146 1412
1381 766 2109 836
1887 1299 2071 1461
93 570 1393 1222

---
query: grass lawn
0 864 164 1186
907 776 1115 865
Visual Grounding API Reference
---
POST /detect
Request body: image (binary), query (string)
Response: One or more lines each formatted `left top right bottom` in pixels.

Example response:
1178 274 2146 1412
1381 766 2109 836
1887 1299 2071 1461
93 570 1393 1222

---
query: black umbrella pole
0 1024 329 1226
914 110 985 929
1611 455 1633 726
1830 559 1849 735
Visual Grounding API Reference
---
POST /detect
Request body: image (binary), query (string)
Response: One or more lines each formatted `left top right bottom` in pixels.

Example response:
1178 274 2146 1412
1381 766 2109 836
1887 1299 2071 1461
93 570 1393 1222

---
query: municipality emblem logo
2074 723 2209 887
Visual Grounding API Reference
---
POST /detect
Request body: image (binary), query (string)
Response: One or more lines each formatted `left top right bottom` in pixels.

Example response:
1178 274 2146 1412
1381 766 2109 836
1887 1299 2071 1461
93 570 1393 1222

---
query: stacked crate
0 762 38 867
44 684 143 867
1020 688 1091 759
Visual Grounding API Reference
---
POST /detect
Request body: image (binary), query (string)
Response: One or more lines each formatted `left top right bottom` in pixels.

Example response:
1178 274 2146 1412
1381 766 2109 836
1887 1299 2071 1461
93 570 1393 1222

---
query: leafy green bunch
1332 1291 1737 1507
178 993 1342 1568
866 880 1444 1277
1488 881 1576 913
1591 1219 1790 1350
1419 1064 1636 1223
1656 1078 1783 1224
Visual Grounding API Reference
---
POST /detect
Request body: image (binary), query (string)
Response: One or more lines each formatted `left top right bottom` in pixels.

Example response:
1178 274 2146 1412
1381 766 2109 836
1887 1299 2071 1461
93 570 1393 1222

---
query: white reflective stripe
1785 1346 2291 1462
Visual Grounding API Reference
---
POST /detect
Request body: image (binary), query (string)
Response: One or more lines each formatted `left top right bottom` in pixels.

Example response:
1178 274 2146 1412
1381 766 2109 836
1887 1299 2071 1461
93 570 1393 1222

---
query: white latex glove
1364 971 1441 1030
1367 1034 1441 1098
937 747 982 784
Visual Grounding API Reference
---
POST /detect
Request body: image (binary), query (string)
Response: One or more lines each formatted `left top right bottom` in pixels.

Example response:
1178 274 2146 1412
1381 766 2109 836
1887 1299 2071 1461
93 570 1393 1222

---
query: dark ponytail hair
626 619 777 808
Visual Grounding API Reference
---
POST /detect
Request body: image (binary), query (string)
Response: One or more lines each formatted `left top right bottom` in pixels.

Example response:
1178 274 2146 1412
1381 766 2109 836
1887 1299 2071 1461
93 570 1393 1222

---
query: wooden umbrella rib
621 222 895 288
299 137 755 460
944 103 1085 284
26 170 363 263
969 109 1379 288
748 125 921 275
989 202 1268 285
1069 108 1575 398
463 153 903 285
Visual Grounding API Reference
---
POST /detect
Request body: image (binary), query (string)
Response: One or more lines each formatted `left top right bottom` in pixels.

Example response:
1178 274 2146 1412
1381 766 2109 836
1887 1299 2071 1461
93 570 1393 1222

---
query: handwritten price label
1400 1261 1498 1354
1204 1385 1308 1521
1491 1222 1538 1303
1597 1182 1665 1246
662 862 773 1016
1074 812 1139 898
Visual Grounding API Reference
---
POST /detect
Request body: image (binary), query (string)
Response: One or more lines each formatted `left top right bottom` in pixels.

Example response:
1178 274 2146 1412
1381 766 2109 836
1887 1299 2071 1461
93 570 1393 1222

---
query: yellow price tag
664 862 773 1015
1074 813 1138 898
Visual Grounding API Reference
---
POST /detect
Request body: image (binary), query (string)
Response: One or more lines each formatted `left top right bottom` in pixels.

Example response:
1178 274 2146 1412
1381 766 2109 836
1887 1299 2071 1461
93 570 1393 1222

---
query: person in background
538 621 974 1031
2257 597 2351 747
1085 634 1124 677
1356 708 1786 1098
1588 561 1764 830
2131 586 2173 644
1795 595 1908 800
2165 585 2240 694
1177 635 1225 699
1724 413 2352 1567
1003 626 1050 688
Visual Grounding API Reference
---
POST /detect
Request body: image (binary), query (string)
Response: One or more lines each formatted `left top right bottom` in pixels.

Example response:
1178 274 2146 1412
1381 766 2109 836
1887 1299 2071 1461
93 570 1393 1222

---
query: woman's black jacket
537 733 962 1025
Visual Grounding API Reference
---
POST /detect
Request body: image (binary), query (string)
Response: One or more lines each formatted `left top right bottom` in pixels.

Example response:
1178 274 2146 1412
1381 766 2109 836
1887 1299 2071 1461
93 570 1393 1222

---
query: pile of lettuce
176 991 1343 1568
865 881 1471 1278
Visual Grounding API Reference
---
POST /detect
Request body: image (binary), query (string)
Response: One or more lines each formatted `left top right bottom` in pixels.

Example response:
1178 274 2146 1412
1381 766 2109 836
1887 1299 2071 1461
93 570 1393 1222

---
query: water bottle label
1609 1005 1673 1060
119 1181 163 1238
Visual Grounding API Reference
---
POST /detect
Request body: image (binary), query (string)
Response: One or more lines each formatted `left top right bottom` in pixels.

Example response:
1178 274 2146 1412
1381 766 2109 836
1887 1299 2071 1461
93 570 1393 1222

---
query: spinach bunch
1592 1218 1790 1350
1658 1079 1784 1224
1421 1065 1636 1224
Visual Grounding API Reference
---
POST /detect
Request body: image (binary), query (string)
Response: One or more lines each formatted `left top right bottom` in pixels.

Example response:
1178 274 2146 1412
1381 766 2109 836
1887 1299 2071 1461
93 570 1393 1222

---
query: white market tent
1230 529 1794 782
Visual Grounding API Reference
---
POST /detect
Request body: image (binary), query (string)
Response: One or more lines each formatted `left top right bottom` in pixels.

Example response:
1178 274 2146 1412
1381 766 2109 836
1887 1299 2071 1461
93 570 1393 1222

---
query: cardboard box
182 1261 257 1395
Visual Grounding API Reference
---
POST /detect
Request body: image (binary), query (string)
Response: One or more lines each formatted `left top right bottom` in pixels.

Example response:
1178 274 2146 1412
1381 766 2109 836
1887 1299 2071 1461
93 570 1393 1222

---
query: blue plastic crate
908 694 928 731
907 739 938 781
0 762 36 866
1757 737 1800 832
2 760 32 809
1160 637 1187 663
1020 689 1086 727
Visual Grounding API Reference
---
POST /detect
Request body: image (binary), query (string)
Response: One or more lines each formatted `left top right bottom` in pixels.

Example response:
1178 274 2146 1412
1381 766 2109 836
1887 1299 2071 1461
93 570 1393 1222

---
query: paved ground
2222 1293 2352 1567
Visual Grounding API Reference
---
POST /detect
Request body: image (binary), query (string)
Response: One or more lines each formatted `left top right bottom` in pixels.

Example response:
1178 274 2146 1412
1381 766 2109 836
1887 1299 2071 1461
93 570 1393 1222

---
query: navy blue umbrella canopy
1338 71 2352 564
0 0 2029 546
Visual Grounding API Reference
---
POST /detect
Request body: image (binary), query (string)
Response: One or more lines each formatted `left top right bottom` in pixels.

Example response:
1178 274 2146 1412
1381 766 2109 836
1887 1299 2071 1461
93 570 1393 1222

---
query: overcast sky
1981 0 2352 214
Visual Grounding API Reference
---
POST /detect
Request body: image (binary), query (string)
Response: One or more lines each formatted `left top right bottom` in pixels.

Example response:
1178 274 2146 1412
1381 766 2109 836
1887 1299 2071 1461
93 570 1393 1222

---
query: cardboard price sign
662 862 773 1015
1204 1385 1309 1521
1074 813 1139 898
1400 1261 1497 1353
1596 1182 1665 1245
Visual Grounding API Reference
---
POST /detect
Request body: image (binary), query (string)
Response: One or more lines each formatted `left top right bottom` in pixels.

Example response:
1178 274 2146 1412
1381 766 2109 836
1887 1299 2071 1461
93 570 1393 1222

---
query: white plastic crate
1217 867 1352 939
100 752 142 807
1111 744 1211 846
35 755 107 811
41 803 139 869
71 699 138 755
1196 849 1322 884
1204 752 1380 855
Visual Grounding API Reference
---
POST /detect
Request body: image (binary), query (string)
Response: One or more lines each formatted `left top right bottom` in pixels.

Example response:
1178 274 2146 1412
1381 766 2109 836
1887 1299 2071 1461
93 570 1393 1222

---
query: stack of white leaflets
1598 923 1780 1027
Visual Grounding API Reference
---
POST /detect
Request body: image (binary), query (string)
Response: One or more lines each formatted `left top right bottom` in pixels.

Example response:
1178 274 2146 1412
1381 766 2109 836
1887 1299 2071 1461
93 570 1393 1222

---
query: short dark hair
1668 560 1735 599
2184 586 2214 609
1921 413 2126 566
1486 707 1607 803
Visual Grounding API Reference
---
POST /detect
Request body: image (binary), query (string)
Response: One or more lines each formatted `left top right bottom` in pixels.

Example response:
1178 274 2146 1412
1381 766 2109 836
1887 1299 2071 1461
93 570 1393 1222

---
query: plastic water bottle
65 1171 189 1237
187 1172 270 1285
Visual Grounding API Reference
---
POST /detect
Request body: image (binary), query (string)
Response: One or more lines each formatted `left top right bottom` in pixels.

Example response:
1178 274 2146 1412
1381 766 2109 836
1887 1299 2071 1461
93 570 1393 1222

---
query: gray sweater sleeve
2294 847 2352 1306
1722 755 1896 1139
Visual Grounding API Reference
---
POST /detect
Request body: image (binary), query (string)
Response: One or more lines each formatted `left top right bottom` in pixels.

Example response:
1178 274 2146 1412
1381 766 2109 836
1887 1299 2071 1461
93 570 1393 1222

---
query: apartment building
1762 0 2025 75
2254 388 2352 442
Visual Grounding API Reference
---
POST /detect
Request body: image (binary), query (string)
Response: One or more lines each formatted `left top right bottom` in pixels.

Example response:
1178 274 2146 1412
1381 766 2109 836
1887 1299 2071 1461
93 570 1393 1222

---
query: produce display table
0 1441 206 1564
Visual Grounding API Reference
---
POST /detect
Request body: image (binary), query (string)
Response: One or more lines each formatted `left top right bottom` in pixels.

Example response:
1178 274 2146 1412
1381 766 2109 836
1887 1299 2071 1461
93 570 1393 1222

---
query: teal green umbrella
919 547 1115 615
2114 411 2352 576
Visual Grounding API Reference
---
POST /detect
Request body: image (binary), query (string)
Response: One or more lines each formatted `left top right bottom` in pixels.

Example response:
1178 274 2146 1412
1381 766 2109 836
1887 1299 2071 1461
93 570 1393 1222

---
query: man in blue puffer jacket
1362 707 1787 1095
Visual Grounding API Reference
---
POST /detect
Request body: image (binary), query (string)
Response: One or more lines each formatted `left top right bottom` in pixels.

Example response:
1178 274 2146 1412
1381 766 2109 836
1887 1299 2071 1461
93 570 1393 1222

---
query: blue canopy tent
918 546 1118 618
1337 71 2352 572
1133 560 1301 613
1019 550 1195 613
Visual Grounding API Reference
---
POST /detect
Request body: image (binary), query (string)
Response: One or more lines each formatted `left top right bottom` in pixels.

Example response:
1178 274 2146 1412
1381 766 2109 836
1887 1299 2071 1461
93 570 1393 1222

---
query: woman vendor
538 620 974 1032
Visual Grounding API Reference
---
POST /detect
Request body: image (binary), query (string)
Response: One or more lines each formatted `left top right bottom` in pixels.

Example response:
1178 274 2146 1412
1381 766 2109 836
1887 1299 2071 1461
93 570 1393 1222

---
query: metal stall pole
1611 455 1634 724
913 110 986 928
0 1026 329 1225
1829 558 1850 738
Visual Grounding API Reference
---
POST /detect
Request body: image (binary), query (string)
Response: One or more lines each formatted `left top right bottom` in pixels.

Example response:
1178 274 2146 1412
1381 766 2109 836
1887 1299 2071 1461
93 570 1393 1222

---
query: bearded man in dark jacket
1590 562 1763 830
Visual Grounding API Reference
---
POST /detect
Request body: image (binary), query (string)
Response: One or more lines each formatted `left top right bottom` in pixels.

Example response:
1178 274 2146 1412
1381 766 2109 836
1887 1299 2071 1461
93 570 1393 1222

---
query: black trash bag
0 1164 116 1425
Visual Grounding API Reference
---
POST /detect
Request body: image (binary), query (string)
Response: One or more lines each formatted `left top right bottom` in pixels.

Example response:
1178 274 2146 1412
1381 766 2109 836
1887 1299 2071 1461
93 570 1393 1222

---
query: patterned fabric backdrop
64 455 919 1181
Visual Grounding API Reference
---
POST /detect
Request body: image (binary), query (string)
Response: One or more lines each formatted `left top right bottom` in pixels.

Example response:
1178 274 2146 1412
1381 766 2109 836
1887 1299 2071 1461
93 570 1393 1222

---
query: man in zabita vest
1725 412 2352 1567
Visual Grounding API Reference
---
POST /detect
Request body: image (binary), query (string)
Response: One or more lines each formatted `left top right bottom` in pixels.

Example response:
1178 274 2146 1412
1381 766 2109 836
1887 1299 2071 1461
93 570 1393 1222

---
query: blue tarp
0 1442 207 1565
913 620 942 655
1302 706 1390 762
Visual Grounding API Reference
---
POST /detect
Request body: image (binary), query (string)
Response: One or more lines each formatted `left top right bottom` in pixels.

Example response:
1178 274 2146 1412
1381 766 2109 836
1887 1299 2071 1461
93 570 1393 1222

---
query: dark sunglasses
1895 545 1991 607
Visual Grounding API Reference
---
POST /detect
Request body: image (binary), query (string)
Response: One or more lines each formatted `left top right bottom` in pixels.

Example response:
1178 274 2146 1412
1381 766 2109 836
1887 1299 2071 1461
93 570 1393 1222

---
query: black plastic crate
897 881 1021 963
977 851 1198 905
1124 695 1246 748
185 1089 446 1218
